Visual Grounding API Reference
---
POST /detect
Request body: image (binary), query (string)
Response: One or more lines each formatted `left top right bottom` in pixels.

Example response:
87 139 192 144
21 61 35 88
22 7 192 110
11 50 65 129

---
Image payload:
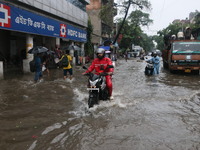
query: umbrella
46 50 55 55
73 45 81 51
28 46 48 54
62 45 81 51
99 46 110 51
62 45 73 51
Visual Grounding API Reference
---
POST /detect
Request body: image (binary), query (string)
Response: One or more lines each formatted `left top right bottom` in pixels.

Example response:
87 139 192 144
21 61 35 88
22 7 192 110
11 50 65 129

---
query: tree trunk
113 0 131 45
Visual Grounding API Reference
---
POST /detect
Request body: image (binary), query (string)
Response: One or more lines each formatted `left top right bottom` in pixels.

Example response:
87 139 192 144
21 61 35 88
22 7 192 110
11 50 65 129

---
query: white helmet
96 48 105 54
96 48 105 59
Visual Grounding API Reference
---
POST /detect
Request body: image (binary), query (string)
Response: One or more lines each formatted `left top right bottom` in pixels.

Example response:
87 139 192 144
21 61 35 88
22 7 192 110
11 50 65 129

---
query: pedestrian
55 46 62 59
124 51 128 62
42 54 50 76
34 53 43 82
54 46 62 68
151 52 160 74
59 50 73 80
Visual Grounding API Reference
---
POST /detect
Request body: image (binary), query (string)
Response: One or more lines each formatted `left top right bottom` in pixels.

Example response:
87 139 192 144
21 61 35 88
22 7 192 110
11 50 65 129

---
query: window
66 0 86 11
173 42 200 52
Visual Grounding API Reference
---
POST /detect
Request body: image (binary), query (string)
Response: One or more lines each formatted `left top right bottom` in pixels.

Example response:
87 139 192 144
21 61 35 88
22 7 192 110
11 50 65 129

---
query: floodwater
0 58 200 150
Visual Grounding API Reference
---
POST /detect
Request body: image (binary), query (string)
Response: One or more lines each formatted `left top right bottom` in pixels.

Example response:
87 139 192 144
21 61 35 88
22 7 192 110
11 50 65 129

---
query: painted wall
15 0 88 27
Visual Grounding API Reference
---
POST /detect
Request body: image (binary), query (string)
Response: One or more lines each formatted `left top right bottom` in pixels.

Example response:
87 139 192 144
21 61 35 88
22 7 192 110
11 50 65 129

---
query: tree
157 22 185 37
128 10 153 27
154 11 200 52
113 0 151 44
115 7 153 52
152 35 164 52
84 19 94 57
194 12 200 25
191 12 200 33
141 34 154 52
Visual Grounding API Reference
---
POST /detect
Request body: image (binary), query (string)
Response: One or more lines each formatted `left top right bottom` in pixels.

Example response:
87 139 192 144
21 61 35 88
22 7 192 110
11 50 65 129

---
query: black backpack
29 60 36 72
61 55 69 67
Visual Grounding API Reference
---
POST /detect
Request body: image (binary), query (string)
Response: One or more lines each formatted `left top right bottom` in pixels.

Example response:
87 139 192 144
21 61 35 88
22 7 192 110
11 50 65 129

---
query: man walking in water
60 50 73 80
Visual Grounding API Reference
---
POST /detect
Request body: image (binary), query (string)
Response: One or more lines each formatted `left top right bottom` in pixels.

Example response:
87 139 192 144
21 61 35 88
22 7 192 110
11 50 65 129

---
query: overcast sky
114 0 200 35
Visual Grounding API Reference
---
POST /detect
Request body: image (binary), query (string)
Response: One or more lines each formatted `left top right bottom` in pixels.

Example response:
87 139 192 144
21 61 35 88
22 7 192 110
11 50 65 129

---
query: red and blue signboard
0 3 87 42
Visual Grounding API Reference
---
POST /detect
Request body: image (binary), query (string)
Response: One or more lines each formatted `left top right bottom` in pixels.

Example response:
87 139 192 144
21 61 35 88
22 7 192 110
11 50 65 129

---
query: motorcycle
145 59 154 76
83 65 113 108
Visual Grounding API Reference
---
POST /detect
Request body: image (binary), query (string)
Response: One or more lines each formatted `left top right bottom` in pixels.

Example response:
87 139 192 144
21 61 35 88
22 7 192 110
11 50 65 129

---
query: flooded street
0 58 200 150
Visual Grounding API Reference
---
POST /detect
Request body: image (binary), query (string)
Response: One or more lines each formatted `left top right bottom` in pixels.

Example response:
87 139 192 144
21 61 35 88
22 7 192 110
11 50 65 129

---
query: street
0 58 200 150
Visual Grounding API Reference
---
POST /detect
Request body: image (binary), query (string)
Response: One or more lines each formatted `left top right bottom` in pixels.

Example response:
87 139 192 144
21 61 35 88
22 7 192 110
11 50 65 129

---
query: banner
0 3 87 42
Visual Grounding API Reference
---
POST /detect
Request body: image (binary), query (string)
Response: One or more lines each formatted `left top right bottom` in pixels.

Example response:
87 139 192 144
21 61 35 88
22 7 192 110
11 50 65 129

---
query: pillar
56 37 60 48
94 44 98 58
23 35 33 73
70 42 75 65
0 61 3 79
81 43 85 64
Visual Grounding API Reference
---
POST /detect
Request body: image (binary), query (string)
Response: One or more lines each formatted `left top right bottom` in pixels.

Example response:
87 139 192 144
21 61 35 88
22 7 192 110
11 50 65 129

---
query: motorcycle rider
151 52 160 74
82 48 114 100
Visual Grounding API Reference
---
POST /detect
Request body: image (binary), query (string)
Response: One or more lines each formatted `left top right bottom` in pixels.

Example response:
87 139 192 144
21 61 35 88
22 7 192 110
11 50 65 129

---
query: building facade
0 0 89 78
86 0 116 45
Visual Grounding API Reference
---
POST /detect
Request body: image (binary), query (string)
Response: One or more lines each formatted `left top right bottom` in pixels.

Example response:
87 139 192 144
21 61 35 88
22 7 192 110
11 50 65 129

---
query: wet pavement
0 58 200 150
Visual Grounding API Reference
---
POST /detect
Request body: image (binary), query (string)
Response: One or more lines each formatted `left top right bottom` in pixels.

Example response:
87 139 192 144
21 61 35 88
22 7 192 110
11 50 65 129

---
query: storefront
0 2 87 78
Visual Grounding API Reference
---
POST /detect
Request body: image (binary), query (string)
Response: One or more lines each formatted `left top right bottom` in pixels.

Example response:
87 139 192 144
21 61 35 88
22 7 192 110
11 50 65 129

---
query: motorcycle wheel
88 93 99 108
145 67 149 75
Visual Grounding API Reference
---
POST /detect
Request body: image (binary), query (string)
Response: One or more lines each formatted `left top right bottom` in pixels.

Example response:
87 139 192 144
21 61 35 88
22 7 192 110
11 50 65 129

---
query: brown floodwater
0 58 200 150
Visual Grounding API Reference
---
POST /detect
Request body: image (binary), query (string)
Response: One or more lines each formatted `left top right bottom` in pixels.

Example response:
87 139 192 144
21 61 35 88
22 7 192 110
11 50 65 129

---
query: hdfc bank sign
0 3 87 42
0 3 11 28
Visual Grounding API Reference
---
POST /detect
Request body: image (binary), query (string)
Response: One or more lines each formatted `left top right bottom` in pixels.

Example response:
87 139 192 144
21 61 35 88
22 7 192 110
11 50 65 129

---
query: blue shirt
152 56 160 65
35 56 42 72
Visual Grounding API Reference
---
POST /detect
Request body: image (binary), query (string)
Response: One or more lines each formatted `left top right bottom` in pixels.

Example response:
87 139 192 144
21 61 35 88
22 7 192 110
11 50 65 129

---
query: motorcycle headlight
89 79 98 87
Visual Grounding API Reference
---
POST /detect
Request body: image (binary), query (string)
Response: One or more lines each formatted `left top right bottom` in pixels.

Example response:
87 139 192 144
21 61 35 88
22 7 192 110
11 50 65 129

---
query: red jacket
86 57 114 74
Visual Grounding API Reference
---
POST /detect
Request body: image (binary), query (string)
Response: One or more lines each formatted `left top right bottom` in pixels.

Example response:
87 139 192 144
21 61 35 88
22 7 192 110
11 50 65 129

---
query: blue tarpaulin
99 46 110 51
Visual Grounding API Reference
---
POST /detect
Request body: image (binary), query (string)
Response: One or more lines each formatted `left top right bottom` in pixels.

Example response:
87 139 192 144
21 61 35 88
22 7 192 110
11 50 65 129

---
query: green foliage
192 12 200 30
113 0 154 51
128 10 153 27
157 22 186 36
141 34 155 52
113 0 151 44
156 22 191 51
122 0 151 10
156 11 200 51
84 19 94 57
116 7 154 51
152 35 164 52
195 13 200 25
